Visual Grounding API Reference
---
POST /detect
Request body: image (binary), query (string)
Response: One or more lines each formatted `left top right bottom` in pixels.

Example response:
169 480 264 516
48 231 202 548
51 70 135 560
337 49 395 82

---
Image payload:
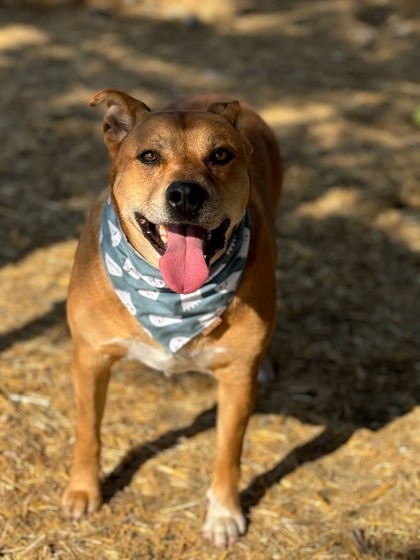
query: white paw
257 355 276 385
202 489 246 548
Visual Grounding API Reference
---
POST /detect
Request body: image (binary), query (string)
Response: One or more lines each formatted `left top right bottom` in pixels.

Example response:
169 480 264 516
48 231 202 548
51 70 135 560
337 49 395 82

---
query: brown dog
62 90 282 548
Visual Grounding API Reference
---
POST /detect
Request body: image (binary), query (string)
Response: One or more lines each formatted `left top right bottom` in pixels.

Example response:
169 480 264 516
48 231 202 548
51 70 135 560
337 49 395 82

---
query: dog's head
90 89 252 294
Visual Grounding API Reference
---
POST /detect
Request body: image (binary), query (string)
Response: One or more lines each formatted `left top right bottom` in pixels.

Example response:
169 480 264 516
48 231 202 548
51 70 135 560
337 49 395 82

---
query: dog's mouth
135 213 230 294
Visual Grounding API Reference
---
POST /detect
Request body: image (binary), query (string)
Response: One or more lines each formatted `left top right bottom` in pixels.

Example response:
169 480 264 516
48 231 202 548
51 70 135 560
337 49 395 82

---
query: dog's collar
99 198 250 353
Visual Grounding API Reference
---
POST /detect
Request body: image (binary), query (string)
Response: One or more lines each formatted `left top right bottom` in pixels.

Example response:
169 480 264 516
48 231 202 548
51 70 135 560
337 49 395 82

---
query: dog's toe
202 490 246 548
203 515 245 548
62 487 102 520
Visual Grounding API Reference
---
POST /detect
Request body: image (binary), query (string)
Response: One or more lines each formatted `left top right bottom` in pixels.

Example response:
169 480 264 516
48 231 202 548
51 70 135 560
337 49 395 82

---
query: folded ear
207 100 241 127
89 89 151 159
208 99 252 158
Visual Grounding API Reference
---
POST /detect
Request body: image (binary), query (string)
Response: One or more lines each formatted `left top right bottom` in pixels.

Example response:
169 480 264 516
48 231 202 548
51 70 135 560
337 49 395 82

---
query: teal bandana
100 198 250 353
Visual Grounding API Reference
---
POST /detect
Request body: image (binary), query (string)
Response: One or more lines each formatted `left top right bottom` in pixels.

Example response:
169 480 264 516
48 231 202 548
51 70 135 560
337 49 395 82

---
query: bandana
99 198 250 353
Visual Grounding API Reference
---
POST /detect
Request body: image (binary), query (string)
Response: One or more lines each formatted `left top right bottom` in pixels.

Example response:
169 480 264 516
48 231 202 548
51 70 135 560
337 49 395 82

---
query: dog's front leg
203 372 257 548
62 342 113 519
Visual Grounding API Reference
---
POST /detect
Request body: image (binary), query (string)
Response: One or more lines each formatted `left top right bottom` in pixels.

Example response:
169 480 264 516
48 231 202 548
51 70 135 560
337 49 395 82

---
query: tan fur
62 90 282 548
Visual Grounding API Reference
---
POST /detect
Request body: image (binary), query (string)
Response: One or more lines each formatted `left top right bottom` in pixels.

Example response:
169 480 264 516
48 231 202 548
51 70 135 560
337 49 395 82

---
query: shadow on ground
1 2 419 552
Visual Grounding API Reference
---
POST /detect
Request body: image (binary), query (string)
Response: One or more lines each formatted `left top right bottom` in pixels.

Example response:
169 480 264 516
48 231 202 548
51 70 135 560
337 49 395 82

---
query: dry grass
1 1 420 558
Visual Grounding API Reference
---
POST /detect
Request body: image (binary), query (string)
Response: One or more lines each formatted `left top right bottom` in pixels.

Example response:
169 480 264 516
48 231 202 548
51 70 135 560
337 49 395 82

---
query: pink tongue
159 224 209 294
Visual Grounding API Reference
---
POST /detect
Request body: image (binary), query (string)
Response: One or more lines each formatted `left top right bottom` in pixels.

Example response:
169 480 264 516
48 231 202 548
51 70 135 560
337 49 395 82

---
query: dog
62 89 282 548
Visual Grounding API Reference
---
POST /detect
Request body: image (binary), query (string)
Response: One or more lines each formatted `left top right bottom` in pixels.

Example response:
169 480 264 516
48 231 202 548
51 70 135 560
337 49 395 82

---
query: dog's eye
138 150 160 164
210 147 234 165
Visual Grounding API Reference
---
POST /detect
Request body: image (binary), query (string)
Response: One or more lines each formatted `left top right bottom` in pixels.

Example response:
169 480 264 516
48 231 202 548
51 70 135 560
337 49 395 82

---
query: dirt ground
0 0 419 558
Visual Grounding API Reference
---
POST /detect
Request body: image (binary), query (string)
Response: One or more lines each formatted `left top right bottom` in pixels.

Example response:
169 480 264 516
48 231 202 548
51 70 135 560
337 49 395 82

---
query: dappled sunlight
261 100 337 128
0 23 49 50
0 240 74 336
296 186 361 219
81 39 233 97
1 1 419 557
234 0 349 36
291 186 420 253
374 208 420 252
49 86 99 110
0 22 50 68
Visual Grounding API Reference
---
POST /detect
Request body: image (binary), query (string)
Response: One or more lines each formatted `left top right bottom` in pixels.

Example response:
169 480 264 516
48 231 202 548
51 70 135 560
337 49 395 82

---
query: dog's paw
202 489 246 548
62 486 102 520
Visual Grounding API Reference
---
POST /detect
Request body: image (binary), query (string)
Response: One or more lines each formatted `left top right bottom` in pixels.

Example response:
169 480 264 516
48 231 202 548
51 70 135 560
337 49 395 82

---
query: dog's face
91 89 252 294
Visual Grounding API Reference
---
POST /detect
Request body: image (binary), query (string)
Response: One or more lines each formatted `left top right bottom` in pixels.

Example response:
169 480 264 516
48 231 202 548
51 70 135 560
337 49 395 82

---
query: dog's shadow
101 360 415 521
101 394 354 512
101 404 216 502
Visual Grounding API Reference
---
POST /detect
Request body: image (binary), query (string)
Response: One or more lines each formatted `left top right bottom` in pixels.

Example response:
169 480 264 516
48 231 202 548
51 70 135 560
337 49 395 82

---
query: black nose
166 180 208 219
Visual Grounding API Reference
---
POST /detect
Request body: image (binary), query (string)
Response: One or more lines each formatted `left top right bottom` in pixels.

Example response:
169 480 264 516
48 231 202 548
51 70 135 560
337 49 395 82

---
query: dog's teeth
159 225 168 244
206 233 212 241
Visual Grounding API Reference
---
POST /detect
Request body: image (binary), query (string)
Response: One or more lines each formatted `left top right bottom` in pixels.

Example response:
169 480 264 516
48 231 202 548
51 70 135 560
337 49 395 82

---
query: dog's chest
110 337 226 376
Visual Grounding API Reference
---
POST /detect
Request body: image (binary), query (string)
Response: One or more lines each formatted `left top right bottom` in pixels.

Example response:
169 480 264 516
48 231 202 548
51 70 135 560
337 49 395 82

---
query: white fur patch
202 489 246 548
107 338 226 376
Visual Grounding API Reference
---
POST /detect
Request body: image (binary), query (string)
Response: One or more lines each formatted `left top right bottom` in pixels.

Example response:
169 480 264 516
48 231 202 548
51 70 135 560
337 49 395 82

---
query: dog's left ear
208 100 252 158
89 89 151 159
207 100 241 127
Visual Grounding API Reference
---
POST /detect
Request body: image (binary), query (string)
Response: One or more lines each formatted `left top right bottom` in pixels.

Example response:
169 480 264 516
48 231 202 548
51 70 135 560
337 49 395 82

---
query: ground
0 1 419 558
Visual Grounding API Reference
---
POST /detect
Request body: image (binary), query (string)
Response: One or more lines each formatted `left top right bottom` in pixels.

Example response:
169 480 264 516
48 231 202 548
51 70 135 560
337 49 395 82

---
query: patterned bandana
100 198 250 353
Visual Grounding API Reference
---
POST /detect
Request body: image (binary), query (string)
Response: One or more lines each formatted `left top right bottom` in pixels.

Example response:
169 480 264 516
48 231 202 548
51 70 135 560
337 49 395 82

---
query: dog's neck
99 197 251 353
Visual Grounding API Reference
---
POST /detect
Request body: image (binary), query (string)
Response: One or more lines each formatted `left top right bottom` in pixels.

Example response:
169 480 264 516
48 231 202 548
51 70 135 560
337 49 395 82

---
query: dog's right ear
89 89 151 159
